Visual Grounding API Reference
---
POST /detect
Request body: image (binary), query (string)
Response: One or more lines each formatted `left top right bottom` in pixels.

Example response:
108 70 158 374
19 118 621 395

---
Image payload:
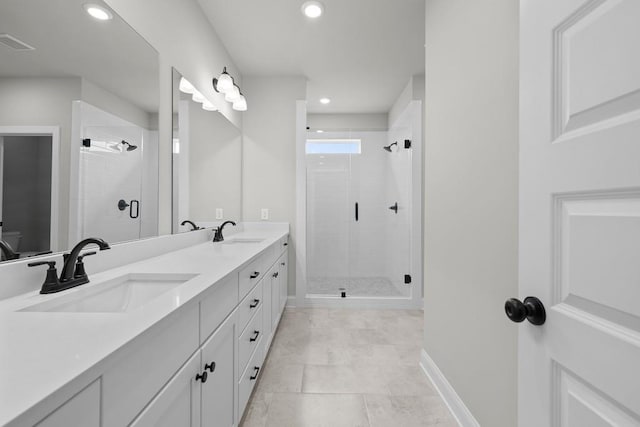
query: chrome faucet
213 221 236 242
28 237 110 294
0 239 20 261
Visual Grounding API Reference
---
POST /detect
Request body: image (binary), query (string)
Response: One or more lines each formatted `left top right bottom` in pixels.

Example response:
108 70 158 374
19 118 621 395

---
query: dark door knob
505 296 546 325
205 362 216 373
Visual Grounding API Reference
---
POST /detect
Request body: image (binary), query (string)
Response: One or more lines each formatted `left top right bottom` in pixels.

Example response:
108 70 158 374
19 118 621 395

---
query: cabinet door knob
250 366 260 380
272 271 279 278
283 242 288 246
250 330 260 342
196 371 208 383
250 299 260 308
205 362 216 373
250 272 260 279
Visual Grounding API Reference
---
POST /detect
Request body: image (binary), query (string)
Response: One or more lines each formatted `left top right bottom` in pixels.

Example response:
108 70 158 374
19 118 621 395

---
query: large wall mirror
0 0 159 262
171 68 242 233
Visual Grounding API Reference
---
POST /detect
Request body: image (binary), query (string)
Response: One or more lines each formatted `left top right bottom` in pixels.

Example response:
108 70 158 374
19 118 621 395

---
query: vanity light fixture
192 90 206 103
83 4 113 21
213 67 234 94
202 100 218 111
212 67 248 111
232 94 247 111
224 84 241 103
179 77 196 94
320 97 331 104
301 1 324 18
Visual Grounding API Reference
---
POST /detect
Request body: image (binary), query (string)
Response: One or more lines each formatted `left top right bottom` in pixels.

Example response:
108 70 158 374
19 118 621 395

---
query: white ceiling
196 0 425 114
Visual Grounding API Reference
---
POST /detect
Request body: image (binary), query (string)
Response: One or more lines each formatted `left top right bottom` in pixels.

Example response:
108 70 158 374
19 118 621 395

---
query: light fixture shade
301 1 323 18
192 90 206 103
202 100 218 111
225 85 241 102
179 77 195 94
232 95 247 111
216 69 234 93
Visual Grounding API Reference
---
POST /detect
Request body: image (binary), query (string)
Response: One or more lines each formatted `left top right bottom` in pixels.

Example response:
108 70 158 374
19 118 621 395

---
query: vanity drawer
200 273 239 343
238 256 264 299
238 279 263 336
238 305 263 372
238 337 264 417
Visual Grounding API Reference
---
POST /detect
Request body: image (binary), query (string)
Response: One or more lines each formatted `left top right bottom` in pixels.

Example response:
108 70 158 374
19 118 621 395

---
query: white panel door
519 0 640 426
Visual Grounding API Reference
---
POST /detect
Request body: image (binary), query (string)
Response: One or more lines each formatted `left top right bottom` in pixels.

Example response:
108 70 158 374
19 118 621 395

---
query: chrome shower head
121 140 138 151
383 141 398 152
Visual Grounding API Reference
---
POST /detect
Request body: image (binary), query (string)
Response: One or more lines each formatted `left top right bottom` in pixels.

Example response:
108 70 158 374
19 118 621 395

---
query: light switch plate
215 208 223 219
261 208 269 220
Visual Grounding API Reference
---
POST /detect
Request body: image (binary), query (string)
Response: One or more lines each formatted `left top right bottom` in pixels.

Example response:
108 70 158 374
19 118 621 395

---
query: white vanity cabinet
130 310 238 427
14 232 289 427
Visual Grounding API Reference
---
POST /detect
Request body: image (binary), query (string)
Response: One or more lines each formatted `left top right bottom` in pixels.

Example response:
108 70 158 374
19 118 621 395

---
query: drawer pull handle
250 272 260 279
250 299 260 308
250 366 260 380
196 371 208 383
250 330 260 342
205 362 216 373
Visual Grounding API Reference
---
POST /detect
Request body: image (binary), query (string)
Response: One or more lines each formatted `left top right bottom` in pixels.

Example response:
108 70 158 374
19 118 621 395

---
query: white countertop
0 225 288 426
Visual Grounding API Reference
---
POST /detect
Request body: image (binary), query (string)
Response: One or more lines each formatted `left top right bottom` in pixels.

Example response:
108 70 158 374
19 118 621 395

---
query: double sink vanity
0 223 289 427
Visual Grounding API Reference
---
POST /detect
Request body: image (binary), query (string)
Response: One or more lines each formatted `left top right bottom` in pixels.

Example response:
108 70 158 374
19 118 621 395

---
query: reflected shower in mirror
172 68 242 233
0 0 160 262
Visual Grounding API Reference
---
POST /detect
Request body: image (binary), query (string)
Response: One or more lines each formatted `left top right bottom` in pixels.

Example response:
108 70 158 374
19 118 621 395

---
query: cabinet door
201 310 237 427
36 380 100 427
130 351 201 427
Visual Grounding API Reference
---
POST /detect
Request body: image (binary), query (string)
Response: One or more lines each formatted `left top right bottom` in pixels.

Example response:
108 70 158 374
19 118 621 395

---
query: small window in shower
306 139 361 154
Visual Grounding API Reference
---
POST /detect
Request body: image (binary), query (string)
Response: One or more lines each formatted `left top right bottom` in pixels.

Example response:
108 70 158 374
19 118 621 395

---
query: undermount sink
20 273 198 313
222 238 265 245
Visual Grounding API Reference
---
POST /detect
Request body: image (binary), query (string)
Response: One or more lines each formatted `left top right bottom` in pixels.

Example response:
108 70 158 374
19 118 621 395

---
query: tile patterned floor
240 308 458 427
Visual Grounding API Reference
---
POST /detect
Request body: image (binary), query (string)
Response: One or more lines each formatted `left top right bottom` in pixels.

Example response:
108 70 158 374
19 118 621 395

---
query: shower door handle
129 200 140 219
355 202 359 222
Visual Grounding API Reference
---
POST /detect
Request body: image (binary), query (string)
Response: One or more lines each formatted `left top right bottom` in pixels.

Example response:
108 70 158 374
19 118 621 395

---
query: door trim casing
0 125 60 252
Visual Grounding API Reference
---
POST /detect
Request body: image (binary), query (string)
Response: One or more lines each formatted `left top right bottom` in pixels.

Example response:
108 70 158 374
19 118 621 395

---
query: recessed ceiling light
320 98 330 105
84 4 113 21
316 130 324 133
301 1 324 18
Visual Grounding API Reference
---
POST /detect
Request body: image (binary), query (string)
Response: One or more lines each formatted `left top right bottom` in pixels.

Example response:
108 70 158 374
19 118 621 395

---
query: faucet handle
74 251 97 279
28 261 60 293
27 260 56 269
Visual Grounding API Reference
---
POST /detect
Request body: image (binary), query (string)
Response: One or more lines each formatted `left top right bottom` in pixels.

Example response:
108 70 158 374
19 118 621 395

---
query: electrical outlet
261 208 269 220
215 208 223 219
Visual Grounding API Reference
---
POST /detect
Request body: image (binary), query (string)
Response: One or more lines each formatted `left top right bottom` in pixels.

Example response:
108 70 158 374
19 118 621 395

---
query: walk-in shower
305 129 413 301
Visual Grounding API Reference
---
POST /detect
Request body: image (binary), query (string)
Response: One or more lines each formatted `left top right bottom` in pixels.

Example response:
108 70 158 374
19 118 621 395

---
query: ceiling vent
0 34 35 51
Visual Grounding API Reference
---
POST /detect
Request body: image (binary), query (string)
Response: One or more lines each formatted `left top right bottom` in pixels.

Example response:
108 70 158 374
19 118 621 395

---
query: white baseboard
286 296 296 307
419 349 480 427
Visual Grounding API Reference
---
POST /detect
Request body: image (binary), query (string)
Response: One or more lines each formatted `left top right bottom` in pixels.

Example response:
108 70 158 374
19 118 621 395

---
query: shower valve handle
118 199 130 211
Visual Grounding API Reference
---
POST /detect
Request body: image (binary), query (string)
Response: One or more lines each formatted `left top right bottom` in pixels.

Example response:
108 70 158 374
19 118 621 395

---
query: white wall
307 113 388 131
187 100 242 222
423 1 518 426
242 76 306 294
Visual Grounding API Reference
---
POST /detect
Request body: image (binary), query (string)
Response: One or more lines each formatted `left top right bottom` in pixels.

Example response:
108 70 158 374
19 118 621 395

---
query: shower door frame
295 101 423 309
